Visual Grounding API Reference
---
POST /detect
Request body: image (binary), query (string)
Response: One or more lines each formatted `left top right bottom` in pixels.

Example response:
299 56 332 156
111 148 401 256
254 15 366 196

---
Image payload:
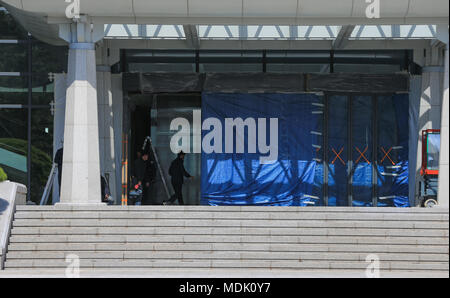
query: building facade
0 1 448 208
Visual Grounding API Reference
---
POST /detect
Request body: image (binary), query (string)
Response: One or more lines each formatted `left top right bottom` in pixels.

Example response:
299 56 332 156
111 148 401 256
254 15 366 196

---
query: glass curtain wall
0 6 68 204
325 93 409 207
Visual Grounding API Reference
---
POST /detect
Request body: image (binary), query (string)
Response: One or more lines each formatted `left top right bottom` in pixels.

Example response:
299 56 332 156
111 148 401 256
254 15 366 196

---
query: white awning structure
1 0 448 45
1 0 449 25
104 24 439 40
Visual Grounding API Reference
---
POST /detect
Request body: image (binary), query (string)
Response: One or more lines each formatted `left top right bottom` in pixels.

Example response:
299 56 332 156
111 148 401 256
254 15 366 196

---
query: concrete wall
96 41 123 203
0 181 26 269
414 44 447 205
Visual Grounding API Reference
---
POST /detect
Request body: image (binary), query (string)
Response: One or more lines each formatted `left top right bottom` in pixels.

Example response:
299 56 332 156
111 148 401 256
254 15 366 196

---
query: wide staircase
3 205 449 274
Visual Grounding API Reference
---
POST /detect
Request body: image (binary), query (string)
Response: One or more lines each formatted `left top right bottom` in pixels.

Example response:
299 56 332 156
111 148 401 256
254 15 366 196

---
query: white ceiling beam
183 24 200 49
46 16 450 26
332 25 355 49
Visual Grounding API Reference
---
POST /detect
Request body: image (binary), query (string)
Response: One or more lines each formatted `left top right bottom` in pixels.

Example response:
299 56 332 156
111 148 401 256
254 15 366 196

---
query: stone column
52 73 67 204
438 46 449 207
57 20 104 205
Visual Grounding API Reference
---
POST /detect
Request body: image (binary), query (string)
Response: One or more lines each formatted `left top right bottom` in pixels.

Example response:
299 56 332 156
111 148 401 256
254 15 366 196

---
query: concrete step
12 210 449 221
9 234 449 245
11 218 449 229
15 205 449 213
1 268 447 278
5 207 449 273
6 251 449 262
9 226 449 237
7 242 449 253
4 259 449 271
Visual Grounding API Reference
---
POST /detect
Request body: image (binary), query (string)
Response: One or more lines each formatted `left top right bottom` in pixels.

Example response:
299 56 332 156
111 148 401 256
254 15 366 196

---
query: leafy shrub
0 167 7 182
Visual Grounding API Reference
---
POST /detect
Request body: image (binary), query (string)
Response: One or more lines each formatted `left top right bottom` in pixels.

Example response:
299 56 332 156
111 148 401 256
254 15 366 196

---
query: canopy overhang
2 0 449 24
1 0 448 45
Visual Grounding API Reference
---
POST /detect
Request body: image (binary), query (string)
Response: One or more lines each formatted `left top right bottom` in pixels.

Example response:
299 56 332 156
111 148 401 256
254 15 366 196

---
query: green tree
0 166 7 182
0 138 52 203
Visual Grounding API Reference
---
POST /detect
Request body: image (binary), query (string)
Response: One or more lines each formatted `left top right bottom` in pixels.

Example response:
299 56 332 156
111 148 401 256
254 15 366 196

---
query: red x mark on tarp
380 147 396 166
331 147 345 165
355 146 370 164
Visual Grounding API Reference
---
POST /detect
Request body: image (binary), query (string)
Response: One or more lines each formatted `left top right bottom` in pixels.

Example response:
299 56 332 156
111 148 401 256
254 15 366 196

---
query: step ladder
142 136 171 201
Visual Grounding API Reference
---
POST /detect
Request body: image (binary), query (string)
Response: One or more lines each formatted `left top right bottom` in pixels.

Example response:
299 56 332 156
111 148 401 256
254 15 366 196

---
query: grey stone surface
438 46 449 207
0 181 26 269
0 268 448 278
3 206 449 275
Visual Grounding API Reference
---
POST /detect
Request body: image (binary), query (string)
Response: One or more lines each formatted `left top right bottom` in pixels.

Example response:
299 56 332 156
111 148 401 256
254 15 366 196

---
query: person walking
164 151 192 205
131 151 151 205
54 147 63 196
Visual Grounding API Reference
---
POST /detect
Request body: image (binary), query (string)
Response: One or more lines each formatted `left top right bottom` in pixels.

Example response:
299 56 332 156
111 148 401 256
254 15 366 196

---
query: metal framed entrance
122 93 202 205
321 92 409 207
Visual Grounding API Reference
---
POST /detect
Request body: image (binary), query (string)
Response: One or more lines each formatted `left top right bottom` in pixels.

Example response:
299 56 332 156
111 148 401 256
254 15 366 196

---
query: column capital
59 17 104 45
69 43 96 50
436 24 449 47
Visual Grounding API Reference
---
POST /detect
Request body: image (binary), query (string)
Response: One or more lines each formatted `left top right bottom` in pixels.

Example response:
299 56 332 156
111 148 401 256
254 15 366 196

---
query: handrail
39 163 57 205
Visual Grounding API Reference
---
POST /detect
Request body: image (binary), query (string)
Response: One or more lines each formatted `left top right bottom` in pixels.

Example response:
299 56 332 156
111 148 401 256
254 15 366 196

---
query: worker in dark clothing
101 175 114 205
132 152 152 205
164 151 192 205
146 156 157 204
54 147 63 196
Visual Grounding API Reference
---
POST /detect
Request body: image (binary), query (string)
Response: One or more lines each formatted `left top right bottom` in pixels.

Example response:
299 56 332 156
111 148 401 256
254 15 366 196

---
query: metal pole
347 95 353 206
27 34 32 203
323 94 329 206
121 95 130 205
372 95 378 207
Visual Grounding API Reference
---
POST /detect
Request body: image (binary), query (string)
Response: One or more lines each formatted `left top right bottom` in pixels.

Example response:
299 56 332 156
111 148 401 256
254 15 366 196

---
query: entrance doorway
128 93 201 205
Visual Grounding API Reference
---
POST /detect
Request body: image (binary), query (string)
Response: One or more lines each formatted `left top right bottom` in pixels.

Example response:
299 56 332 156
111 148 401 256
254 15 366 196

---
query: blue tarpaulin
376 94 410 207
201 93 322 206
200 92 409 207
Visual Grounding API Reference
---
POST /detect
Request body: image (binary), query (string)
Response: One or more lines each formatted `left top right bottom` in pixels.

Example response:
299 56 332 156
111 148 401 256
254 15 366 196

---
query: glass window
351 96 373 207
153 94 201 205
199 51 262 72
30 108 53 204
0 108 28 187
199 63 261 72
327 95 348 206
32 42 68 74
334 64 401 74
0 76 28 104
0 9 28 39
0 43 27 72
128 63 195 73
32 75 54 105
266 64 329 73
377 95 402 207
266 51 330 73
427 133 440 170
